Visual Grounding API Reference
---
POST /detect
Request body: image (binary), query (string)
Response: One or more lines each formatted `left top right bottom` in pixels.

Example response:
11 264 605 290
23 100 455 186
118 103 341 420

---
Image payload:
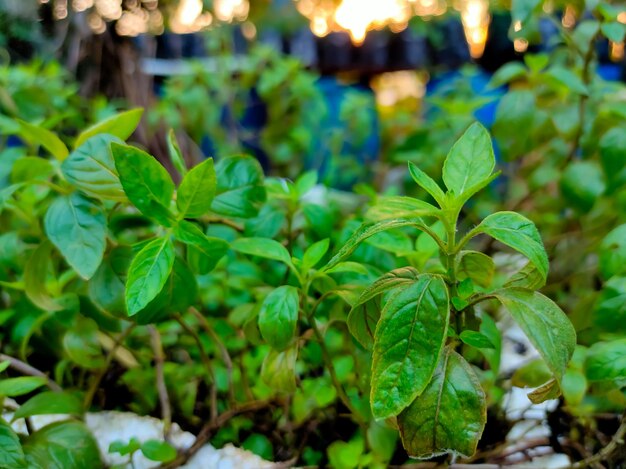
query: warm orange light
610 41 625 62
214 0 249 23
456 0 490 59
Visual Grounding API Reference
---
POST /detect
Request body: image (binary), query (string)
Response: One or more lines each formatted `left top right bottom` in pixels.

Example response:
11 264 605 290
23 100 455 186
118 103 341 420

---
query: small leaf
398 347 486 459
0 377 47 397
13 392 83 420
459 330 495 349
442 123 495 197
261 346 297 392
176 158 216 218
560 161 605 212
140 440 177 462
232 237 292 265
546 66 589 96
258 286 299 351
75 108 143 148
44 193 107 280
324 262 369 275
495 288 576 385
527 379 561 404
125 237 175 316
295 170 317 196
586 339 626 382
562 369 587 406
599 224 626 280
504 262 545 290
474 211 548 285
111 143 175 226
16 119 69 161
488 62 527 88
61 134 126 201
0 361 9 373
211 155 266 218
24 241 62 312
457 251 495 288
366 196 439 221
174 221 228 274
408 162 445 206
109 438 140 456
371 274 449 419
167 129 187 177
302 239 330 272
601 21 626 43
0 418 25 468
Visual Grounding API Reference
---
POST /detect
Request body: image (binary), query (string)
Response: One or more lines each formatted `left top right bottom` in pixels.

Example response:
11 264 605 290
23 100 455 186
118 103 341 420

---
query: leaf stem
0 353 62 392
149 325 172 440
570 410 626 468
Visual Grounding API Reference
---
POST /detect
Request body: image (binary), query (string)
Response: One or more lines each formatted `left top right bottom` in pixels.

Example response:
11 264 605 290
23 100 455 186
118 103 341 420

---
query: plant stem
570 410 626 468
149 326 172 440
0 353 62 392
189 307 235 405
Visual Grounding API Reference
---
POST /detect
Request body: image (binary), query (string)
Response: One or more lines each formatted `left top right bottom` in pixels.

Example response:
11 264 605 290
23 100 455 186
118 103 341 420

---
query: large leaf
585 339 626 382
13 392 83 420
232 237 292 265
442 123 495 197
75 108 143 148
0 418 25 468
174 221 228 274
111 143 175 226
22 421 103 469
495 289 576 387
125 236 175 316
473 212 548 285
348 267 421 349
398 348 486 459
61 134 126 201
24 241 62 312
211 155 266 218
176 158 216 218
16 119 69 161
258 286 299 351
44 193 106 280
370 274 449 419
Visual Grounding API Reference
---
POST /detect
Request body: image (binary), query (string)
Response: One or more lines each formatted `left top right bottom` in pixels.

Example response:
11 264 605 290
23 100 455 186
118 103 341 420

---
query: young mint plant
322 123 577 458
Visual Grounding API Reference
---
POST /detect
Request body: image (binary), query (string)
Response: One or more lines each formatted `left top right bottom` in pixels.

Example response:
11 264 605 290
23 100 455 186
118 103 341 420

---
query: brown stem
157 399 277 469
174 315 218 420
570 410 626 468
0 353 62 392
149 326 172 439
84 326 135 410
189 307 235 405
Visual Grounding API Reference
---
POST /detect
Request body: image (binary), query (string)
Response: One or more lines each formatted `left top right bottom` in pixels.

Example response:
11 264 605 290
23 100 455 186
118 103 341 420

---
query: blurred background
1 0 625 187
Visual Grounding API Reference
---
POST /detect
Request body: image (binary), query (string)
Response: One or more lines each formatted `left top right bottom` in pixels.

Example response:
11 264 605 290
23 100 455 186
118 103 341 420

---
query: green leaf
601 22 626 42
44 193 106 280
166 129 187 178
457 251 495 289
504 262 545 290
459 330 495 349
62 318 105 369
75 108 143 148
302 238 330 272
600 126 626 191
324 261 369 275
16 119 69 161
546 66 589 95
473 211 548 285
495 288 576 384
211 155 266 218
242 434 274 460
0 418 25 468
22 421 102 469
261 346 297 392
0 361 9 373
111 143 175 226
295 170 317 196
140 440 177 462
398 347 486 459
366 196 439 221
511 359 552 388
0 377 47 397
232 237 291 265
511 0 542 23
24 241 62 312
442 122 495 198
173 221 228 274
176 158 216 218
11 157 53 183
327 437 365 469
371 274 449 419
324 219 429 273
560 161 605 212
562 369 587 406
61 134 126 201
586 339 626 382
488 62 527 88
258 286 299 351
88 247 130 317
13 392 83 420
527 378 561 404
594 276 626 333
109 438 140 456
599 224 626 280
408 162 445 206
125 237 175 316
348 267 421 349
492 90 536 161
